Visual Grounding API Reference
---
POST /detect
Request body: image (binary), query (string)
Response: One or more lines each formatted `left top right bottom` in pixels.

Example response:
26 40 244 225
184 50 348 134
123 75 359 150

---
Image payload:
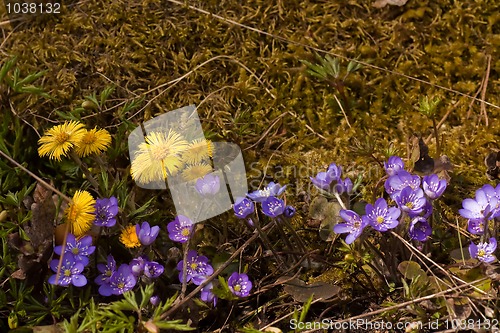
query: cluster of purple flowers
168 220 253 304
95 255 136 296
49 233 95 287
232 182 295 219
334 157 448 244
310 163 353 195
459 184 500 234
94 254 165 296
175 250 253 304
51 195 165 295
459 184 500 263
177 250 217 304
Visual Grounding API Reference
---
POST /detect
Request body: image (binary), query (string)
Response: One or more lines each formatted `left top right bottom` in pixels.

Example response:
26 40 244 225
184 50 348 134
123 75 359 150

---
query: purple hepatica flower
247 182 287 202
94 196 119 227
201 282 217 306
327 163 342 180
469 238 497 263
150 295 160 306
261 196 285 218
459 188 496 221
144 261 164 278
48 253 87 287
136 221 160 246
233 197 254 219
130 255 149 277
481 184 500 217
283 205 296 218
385 170 421 198
195 173 220 196
384 156 405 176
343 177 353 195
333 210 367 244
99 264 137 296
363 198 401 232
310 171 336 191
395 187 427 216
54 233 95 266
167 215 194 243
409 217 432 242
228 272 252 297
95 255 116 286
420 199 433 218
422 174 447 200
177 250 214 285
467 219 485 235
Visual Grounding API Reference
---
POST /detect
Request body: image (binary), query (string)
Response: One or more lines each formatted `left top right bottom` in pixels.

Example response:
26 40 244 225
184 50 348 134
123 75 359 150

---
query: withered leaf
26 182 56 249
445 297 472 320
8 182 55 285
280 277 341 302
485 150 500 180
373 0 409 8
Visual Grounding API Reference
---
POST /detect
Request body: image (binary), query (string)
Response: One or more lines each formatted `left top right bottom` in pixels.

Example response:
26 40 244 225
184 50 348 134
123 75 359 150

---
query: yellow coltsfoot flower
181 139 214 165
181 162 212 182
74 127 112 157
38 121 86 161
65 190 96 237
120 225 141 248
131 130 189 184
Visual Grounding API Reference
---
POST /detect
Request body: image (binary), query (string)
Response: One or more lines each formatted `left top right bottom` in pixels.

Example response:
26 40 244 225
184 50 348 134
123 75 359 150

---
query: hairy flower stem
432 117 441 156
333 191 347 210
180 235 192 300
69 151 100 194
278 216 311 268
363 239 395 283
274 218 300 264
253 216 287 271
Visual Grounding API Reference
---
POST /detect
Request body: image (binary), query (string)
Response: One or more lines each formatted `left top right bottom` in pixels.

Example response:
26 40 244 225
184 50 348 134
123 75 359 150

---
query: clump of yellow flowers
37 120 112 161
130 130 214 184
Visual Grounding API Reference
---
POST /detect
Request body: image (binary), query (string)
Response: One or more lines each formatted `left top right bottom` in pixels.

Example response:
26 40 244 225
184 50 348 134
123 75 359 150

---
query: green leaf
0 57 17 83
154 320 195 330
100 85 116 106
298 294 314 322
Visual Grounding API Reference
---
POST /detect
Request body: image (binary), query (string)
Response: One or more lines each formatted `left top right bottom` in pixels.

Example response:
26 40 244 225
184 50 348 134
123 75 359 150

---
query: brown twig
0 149 70 202
300 277 488 332
480 55 491 126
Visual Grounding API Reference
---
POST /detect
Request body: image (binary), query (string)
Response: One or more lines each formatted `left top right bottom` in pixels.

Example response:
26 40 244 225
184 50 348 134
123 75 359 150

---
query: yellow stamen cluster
120 225 141 248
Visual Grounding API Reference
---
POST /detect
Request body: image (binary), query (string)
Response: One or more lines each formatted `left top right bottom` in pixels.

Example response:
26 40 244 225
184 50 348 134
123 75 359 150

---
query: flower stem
69 151 100 194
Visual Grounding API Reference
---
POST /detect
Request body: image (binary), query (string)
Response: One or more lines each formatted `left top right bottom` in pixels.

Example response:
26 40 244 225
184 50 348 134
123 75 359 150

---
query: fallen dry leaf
373 0 409 8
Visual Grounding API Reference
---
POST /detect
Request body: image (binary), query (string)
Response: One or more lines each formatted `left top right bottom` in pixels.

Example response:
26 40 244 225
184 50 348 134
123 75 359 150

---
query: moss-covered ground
1 0 500 331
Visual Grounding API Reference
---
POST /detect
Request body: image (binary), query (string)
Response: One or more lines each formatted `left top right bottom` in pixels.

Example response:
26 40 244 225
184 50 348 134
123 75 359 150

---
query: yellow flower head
120 225 140 248
38 121 86 160
181 163 212 182
65 190 96 237
74 127 112 157
181 139 214 165
131 130 189 184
